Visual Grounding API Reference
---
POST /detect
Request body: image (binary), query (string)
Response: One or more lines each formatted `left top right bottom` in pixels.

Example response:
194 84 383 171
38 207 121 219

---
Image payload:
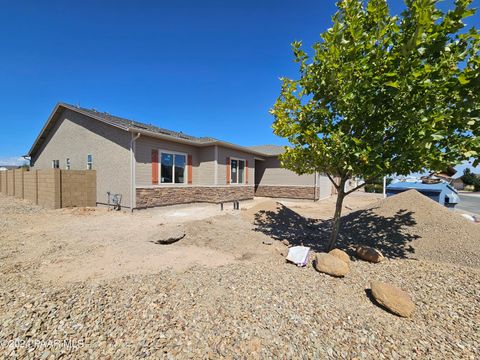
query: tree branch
326 173 340 190
345 181 367 195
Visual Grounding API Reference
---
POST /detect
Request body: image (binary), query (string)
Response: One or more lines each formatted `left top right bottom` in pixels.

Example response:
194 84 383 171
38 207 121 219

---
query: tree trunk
327 177 347 251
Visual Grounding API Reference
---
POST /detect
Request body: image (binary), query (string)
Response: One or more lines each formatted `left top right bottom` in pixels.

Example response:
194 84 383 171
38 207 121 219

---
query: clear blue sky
0 0 478 171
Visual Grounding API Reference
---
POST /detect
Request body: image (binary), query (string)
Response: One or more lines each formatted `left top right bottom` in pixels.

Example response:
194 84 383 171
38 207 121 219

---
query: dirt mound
241 200 281 223
339 190 480 267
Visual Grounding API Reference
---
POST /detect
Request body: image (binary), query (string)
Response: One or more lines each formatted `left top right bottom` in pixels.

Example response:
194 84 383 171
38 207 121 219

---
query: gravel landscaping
0 192 479 358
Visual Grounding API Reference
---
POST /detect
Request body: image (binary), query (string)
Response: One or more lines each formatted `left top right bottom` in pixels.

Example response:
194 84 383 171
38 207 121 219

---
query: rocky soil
0 193 479 358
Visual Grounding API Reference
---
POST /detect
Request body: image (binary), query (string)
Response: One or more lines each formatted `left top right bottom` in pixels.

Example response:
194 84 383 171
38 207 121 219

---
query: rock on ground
328 249 350 264
356 246 385 263
370 281 415 318
314 253 349 277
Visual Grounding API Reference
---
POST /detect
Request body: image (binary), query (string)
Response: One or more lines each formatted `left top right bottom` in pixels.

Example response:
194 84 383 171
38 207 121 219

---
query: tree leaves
271 0 479 182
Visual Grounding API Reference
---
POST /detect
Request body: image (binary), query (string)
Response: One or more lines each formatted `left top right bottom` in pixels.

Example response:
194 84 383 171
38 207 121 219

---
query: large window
161 152 186 184
231 158 245 184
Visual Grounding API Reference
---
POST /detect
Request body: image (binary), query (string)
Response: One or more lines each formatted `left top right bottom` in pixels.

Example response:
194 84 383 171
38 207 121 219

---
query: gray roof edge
246 144 287 156
126 127 266 157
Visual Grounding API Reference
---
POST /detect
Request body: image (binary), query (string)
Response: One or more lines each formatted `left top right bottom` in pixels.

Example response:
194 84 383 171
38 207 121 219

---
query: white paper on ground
286 246 310 267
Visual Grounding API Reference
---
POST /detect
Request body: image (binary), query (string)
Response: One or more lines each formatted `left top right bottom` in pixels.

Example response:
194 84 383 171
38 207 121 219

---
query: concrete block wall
0 171 6 194
61 170 96 207
14 169 25 199
23 170 38 204
6 170 15 196
37 169 61 209
1 169 97 209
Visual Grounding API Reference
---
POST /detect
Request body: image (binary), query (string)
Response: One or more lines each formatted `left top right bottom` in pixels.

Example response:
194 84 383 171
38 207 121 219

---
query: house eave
125 128 266 159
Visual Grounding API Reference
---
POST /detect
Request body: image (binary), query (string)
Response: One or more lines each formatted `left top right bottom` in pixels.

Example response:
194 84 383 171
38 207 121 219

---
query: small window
87 154 93 170
52 160 59 169
160 152 186 184
66 158 71 170
230 158 245 184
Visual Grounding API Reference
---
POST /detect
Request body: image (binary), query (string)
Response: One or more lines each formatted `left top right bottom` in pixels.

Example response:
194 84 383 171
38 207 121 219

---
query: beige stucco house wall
254 156 332 200
31 109 132 207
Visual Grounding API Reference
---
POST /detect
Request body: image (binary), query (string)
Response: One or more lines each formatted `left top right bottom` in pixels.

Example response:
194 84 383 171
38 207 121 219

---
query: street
457 193 480 215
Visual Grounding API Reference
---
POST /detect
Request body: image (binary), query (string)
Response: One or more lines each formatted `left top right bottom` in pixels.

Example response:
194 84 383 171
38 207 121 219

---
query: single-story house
27 103 332 209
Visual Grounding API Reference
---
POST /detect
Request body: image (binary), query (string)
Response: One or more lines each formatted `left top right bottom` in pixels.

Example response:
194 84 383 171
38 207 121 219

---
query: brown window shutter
152 150 158 184
187 154 193 184
226 157 230 184
245 160 248 184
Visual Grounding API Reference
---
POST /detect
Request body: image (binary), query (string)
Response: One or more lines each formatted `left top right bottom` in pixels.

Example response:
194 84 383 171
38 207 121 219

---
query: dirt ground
1 192 479 358
0 192 381 284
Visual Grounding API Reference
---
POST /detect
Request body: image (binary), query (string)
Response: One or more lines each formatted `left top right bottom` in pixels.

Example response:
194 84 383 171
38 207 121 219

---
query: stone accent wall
254 185 316 200
136 186 255 208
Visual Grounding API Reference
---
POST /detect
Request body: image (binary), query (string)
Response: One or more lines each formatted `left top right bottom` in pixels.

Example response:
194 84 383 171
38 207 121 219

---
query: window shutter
245 160 248 184
152 150 158 184
226 157 230 184
187 154 193 184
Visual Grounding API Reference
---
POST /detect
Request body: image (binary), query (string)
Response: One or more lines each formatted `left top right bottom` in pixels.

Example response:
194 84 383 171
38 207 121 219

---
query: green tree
461 168 480 190
271 0 479 250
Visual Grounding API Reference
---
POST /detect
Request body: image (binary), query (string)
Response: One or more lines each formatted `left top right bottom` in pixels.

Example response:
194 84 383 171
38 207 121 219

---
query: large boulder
314 253 349 277
328 249 350 264
356 246 385 263
370 281 415 318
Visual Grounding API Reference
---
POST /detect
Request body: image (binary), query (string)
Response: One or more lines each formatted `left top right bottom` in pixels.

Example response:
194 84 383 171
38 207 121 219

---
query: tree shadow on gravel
253 203 420 259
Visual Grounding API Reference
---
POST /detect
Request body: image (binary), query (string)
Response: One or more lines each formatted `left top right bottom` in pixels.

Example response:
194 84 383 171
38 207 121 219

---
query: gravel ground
0 193 479 358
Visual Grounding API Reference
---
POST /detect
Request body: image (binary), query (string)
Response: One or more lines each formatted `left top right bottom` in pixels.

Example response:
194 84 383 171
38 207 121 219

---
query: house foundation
136 186 254 208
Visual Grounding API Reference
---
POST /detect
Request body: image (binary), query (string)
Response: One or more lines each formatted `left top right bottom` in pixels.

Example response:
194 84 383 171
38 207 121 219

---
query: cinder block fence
0 169 96 209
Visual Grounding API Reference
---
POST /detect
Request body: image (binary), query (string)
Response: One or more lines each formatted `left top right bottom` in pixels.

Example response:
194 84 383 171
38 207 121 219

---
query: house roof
72 105 216 144
27 103 268 158
246 145 286 156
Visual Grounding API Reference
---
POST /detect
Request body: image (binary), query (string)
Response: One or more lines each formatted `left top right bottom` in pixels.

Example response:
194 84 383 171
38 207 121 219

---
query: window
87 154 93 170
231 158 245 184
66 158 71 170
161 152 186 184
52 160 59 169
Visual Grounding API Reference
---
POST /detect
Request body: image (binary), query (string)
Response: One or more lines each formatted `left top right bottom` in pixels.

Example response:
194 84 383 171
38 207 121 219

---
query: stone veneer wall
136 186 255 208
254 185 316 200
